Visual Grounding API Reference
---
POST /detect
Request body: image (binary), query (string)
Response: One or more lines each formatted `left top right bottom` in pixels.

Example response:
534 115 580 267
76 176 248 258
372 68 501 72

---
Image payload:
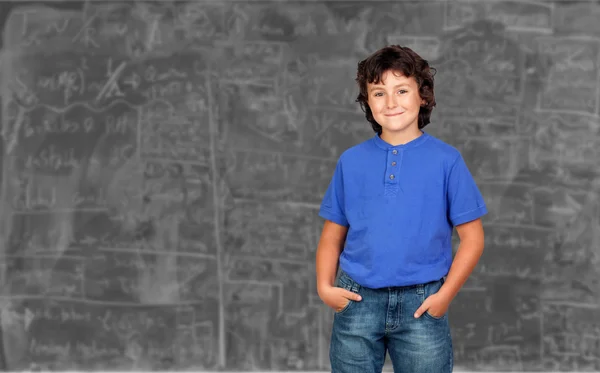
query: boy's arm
315 220 348 294
439 217 485 301
414 217 484 318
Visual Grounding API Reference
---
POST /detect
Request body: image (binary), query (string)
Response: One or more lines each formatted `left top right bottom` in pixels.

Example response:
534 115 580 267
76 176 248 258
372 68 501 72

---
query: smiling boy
316 45 487 372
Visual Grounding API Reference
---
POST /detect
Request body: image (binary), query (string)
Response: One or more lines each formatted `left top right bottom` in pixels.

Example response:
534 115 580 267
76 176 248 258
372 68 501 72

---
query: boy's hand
414 292 451 318
318 285 362 312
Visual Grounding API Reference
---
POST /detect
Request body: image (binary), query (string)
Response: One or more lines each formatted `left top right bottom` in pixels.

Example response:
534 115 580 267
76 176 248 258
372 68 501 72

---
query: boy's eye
398 89 407 94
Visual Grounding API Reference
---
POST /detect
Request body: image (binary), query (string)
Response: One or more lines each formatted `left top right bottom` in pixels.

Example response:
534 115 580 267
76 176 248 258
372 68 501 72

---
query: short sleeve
447 154 488 226
318 159 348 227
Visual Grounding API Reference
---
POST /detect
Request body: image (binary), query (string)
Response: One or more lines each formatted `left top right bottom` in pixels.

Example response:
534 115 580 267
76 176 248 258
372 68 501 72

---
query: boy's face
367 70 425 138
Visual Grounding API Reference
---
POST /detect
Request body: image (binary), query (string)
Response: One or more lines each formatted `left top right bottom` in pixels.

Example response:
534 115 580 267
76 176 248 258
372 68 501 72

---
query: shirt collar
372 130 430 150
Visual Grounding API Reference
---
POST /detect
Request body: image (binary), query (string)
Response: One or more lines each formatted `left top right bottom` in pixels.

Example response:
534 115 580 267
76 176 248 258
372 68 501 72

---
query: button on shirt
319 131 488 288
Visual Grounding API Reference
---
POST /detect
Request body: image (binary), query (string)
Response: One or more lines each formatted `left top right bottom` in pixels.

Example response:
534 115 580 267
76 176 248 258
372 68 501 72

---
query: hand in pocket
414 292 450 318
318 285 362 312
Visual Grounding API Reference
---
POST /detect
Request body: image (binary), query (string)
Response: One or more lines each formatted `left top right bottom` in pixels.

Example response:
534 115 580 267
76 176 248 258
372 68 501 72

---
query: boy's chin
380 124 418 133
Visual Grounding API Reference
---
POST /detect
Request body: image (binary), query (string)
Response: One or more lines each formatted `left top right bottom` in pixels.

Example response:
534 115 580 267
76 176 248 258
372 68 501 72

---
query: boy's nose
386 96 397 109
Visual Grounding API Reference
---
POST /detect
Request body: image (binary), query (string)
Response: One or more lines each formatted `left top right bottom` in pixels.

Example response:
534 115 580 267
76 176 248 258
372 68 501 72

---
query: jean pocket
418 278 447 320
334 281 353 314
335 272 361 314
424 309 445 320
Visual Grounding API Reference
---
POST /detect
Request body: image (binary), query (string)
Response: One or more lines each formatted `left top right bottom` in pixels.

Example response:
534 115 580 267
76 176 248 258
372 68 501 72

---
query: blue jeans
329 270 453 373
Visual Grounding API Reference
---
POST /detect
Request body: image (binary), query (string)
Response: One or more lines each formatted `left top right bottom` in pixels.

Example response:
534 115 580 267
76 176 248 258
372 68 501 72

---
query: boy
316 45 487 373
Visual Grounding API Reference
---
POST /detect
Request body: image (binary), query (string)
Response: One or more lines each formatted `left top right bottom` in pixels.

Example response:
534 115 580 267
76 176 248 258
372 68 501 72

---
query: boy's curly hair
355 45 437 133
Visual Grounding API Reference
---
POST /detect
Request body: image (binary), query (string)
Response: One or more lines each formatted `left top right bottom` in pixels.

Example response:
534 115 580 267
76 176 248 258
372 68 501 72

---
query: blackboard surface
0 1 599 371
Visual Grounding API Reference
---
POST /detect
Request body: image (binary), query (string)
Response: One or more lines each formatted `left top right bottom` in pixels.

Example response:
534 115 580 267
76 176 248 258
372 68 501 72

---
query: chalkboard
0 1 599 371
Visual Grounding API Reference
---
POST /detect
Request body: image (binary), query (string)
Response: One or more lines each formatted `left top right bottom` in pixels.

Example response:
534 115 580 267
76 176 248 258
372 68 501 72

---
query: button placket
388 148 399 182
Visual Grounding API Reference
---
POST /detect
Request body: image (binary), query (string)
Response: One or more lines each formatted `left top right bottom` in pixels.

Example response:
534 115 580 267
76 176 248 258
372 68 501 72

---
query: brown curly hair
355 45 437 133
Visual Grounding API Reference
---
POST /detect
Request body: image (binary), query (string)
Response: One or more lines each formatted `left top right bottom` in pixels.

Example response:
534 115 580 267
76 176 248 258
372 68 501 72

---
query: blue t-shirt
319 131 488 288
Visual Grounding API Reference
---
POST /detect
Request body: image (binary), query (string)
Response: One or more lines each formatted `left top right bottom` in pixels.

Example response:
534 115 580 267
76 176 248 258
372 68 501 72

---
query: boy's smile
367 70 425 145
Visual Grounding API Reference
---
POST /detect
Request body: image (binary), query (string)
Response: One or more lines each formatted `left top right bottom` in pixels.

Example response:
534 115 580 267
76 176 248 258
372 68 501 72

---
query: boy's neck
380 128 424 146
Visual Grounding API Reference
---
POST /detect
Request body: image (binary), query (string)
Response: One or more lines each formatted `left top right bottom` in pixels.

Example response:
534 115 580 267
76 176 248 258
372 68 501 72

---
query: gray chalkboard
0 0 599 371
